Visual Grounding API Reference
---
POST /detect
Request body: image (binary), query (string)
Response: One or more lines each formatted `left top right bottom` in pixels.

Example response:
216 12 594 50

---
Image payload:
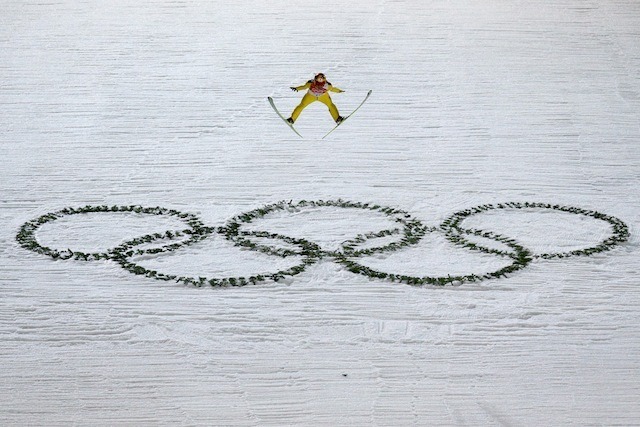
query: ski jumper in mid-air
287 73 345 124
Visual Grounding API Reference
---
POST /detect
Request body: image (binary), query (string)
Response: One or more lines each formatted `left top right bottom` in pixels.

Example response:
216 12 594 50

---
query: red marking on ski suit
309 81 329 96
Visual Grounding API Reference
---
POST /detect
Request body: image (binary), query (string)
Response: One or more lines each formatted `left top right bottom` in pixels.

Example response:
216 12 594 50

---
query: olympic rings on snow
16 200 630 287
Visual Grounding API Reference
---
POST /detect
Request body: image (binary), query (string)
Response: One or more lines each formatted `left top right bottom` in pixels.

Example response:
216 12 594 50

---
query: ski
268 96 303 138
322 90 372 139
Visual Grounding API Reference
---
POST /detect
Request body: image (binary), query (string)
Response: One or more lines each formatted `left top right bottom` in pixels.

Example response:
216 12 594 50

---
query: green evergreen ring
334 226 532 286
113 230 321 287
440 202 630 259
221 199 427 258
16 205 206 262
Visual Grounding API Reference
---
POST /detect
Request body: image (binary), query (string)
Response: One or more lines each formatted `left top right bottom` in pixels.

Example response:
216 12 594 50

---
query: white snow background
2 0 640 425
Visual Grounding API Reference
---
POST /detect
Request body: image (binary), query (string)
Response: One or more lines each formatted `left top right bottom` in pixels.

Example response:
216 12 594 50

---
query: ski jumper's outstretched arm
291 81 312 92
328 84 345 93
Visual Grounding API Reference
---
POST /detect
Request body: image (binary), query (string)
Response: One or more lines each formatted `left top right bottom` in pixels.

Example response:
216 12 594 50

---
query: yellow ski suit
290 80 344 122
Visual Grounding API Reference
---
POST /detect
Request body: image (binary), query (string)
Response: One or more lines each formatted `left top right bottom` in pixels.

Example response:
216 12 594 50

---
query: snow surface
2 0 640 425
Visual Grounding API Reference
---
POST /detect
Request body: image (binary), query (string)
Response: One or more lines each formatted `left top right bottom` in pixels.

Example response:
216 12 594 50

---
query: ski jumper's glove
290 87 298 92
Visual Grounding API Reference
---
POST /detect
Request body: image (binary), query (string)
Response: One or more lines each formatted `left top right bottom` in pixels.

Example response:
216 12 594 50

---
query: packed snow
2 0 640 425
